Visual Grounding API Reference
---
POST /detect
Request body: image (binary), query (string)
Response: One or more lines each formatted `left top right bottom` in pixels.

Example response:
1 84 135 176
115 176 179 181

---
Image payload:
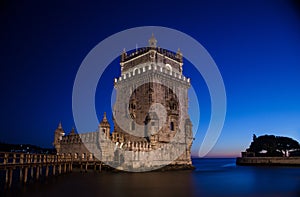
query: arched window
170 122 174 131
129 103 136 110
134 68 139 75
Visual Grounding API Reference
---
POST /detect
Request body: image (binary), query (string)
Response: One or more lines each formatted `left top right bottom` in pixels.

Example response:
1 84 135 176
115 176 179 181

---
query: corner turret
99 112 111 139
53 122 65 153
70 127 76 135
149 33 157 48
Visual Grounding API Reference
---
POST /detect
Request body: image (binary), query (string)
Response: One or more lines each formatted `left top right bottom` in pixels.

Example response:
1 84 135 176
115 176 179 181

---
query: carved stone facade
53 35 193 171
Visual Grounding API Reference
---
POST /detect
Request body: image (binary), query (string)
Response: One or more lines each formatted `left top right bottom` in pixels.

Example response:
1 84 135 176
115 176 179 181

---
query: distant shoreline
236 157 300 166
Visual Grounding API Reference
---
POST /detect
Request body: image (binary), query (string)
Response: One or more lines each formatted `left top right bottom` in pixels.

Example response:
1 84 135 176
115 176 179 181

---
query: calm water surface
2 158 300 197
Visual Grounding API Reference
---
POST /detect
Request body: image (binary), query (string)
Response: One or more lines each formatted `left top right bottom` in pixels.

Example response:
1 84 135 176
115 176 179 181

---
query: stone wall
236 157 300 166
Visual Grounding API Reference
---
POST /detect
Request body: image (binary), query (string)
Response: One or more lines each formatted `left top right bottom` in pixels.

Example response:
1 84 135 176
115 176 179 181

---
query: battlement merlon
114 64 191 87
120 35 183 74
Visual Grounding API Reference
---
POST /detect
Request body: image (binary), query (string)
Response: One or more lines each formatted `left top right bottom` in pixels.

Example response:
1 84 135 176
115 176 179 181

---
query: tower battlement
114 62 190 85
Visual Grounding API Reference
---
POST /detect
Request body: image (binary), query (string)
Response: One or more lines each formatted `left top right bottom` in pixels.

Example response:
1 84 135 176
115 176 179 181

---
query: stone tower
112 35 193 165
98 112 110 139
53 122 65 153
53 35 194 170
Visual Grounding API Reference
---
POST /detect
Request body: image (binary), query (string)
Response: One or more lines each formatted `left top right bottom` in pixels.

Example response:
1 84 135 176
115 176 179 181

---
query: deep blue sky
1 0 300 157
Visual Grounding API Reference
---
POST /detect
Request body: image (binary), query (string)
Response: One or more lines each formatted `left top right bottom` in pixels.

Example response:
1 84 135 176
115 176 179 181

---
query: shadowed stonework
53 35 193 172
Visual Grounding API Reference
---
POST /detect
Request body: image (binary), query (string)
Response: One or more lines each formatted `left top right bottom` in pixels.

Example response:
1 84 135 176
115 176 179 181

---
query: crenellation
115 62 190 86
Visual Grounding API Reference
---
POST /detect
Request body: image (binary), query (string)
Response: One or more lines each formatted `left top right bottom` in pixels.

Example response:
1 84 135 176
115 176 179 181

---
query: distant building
53 35 194 171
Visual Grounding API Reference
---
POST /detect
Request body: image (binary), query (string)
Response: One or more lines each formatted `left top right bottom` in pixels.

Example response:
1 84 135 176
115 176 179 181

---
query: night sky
1 0 300 157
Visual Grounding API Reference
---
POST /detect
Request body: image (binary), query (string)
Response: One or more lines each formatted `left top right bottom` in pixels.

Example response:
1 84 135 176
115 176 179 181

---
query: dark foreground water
2 158 300 197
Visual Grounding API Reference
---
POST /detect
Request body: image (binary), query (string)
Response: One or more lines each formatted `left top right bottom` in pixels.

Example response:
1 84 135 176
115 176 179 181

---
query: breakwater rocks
236 157 300 166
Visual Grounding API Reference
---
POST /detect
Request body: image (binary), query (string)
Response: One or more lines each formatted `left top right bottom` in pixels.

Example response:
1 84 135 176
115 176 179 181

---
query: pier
0 152 103 189
236 156 300 166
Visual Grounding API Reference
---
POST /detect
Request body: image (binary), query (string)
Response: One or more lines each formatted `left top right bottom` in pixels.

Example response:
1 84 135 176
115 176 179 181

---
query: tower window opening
130 113 135 119
131 121 135 130
129 103 136 110
170 122 174 131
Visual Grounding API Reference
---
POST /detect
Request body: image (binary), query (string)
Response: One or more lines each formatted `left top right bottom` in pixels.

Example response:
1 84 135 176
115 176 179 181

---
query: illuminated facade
54 35 193 171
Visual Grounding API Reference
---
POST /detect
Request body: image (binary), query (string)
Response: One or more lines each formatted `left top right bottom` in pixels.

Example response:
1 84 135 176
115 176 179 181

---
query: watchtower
113 35 193 162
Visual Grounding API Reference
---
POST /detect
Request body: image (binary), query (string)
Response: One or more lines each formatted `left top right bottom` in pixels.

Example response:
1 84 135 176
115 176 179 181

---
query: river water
2 158 300 197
